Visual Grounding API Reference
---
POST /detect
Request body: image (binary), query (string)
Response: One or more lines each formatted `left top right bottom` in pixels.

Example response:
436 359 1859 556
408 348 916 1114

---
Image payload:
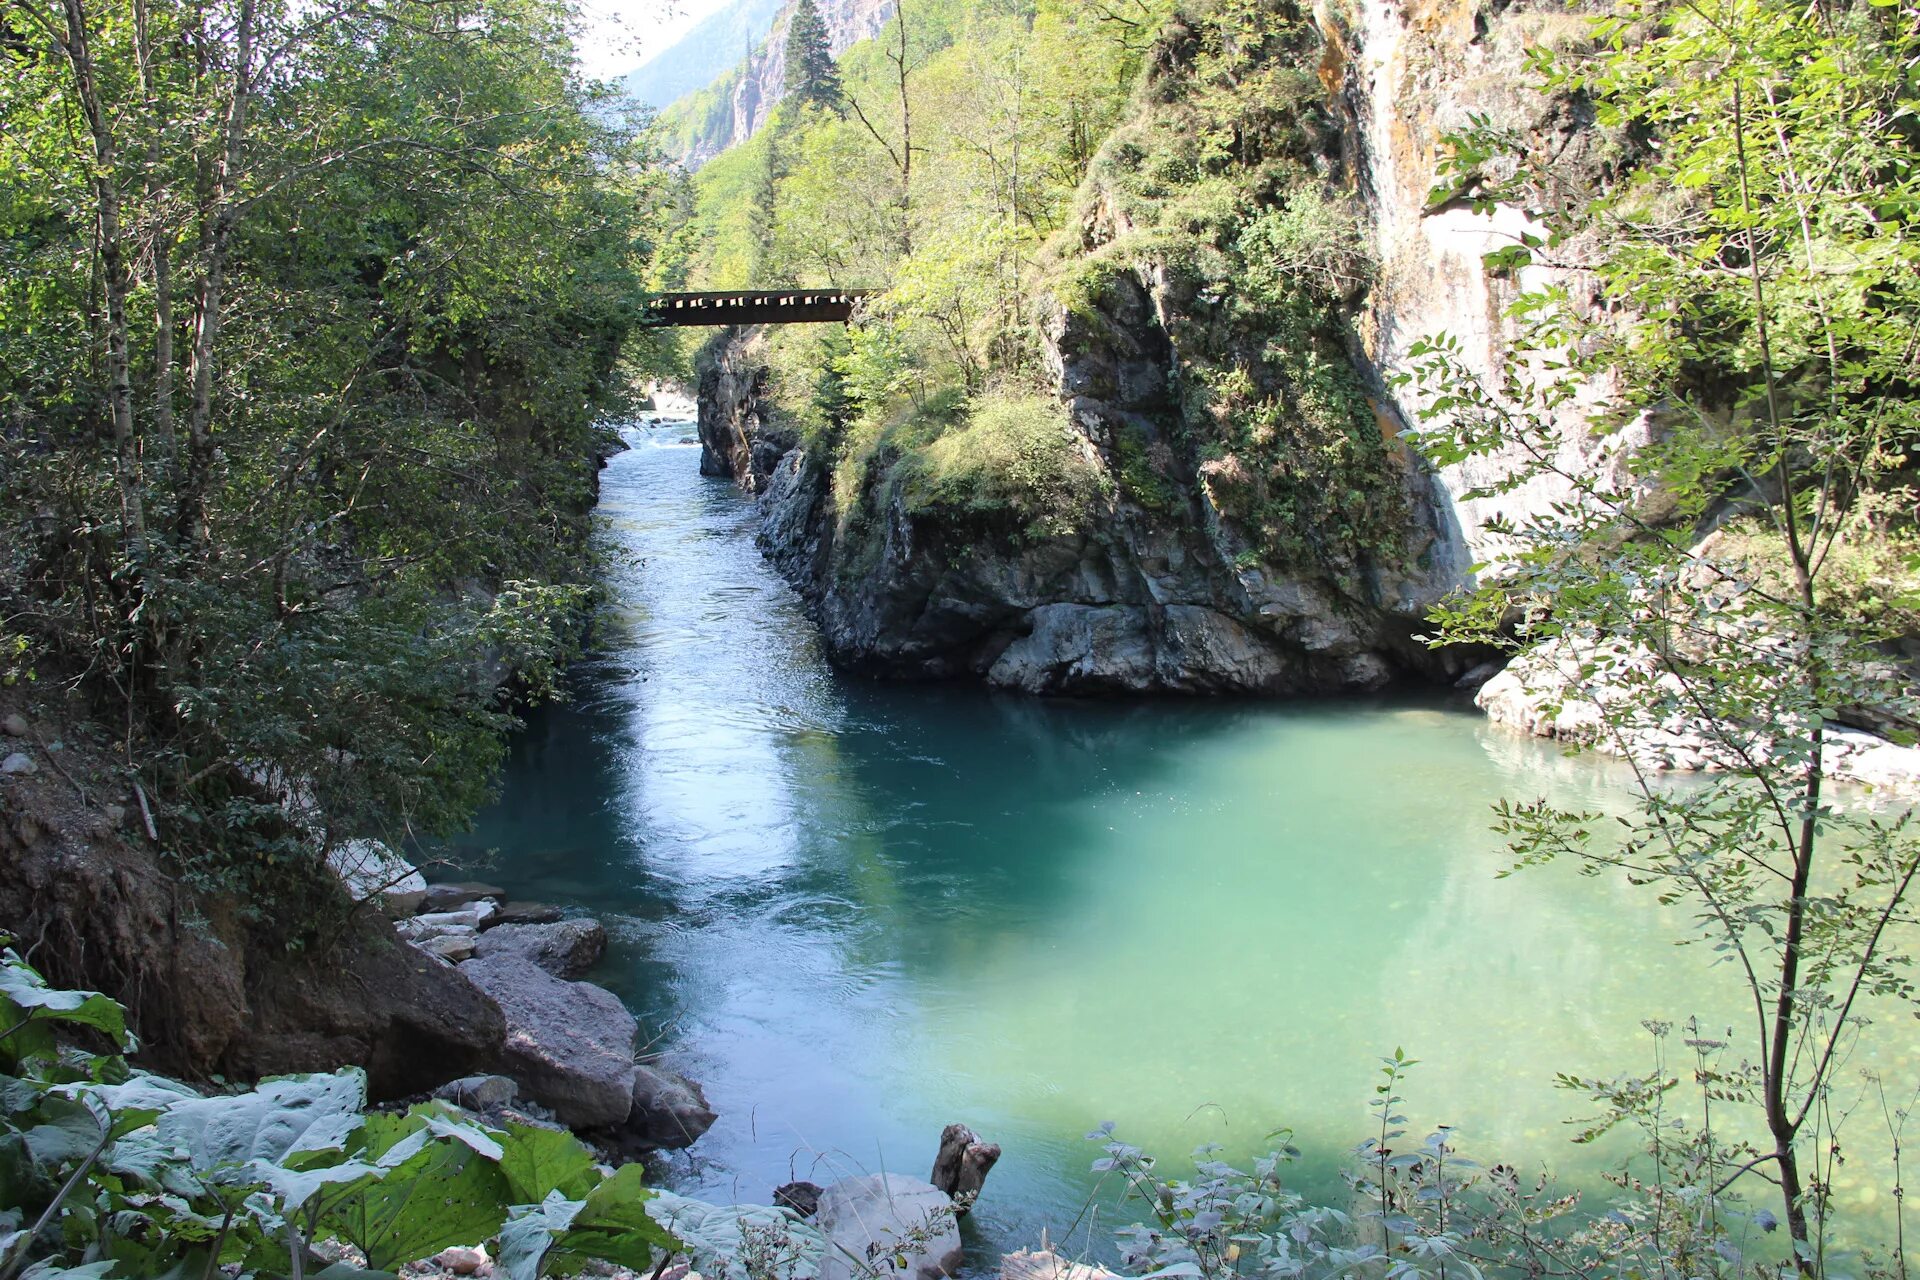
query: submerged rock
773 1182 823 1218
814 1174 962 1280
459 952 637 1128
472 918 606 979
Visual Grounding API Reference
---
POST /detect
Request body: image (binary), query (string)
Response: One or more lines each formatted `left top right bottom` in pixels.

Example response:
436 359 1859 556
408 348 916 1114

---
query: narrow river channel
448 421 1901 1266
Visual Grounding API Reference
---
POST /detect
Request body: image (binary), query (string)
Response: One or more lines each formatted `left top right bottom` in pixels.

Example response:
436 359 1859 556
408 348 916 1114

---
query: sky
574 0 739 82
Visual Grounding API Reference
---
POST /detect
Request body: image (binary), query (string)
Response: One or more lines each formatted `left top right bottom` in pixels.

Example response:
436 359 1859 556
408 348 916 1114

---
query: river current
450 421 1905 1265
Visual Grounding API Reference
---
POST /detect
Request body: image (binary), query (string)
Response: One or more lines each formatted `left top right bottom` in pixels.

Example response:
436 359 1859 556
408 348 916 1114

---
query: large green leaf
496 1125 600 1205
320 1135 512 1271
157 1071 366 1181
643 1190 823 1280
60 1073 201 1137
0 957 129 1053
541 1165 678 1277
496 1194 582 1280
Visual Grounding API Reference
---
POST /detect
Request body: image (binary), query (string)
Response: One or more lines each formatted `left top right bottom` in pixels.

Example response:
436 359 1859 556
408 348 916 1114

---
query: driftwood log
928 1123 1001 1214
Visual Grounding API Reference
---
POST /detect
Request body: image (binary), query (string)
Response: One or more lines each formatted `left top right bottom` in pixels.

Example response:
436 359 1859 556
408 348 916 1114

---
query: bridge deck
638 289 870 328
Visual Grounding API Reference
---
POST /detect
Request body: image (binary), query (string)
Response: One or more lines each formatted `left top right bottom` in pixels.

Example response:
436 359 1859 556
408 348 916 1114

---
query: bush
903 394 1109 537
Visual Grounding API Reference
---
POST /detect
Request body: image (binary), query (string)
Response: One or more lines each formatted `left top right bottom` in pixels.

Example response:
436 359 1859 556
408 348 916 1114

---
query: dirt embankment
0 688 503 1098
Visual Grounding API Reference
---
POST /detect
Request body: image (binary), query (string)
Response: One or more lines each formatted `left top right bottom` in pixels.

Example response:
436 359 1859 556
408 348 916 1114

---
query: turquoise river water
448 421 1909 1266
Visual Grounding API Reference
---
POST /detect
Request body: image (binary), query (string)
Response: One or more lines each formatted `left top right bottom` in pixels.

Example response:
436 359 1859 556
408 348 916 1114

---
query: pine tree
781 0 843 112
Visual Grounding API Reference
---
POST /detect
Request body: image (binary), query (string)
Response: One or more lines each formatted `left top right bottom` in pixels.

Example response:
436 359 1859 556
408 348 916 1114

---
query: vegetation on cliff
0 0 669 920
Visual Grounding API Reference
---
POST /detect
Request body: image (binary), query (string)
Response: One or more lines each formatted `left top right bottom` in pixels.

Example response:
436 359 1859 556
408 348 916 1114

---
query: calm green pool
449 422 1907 1266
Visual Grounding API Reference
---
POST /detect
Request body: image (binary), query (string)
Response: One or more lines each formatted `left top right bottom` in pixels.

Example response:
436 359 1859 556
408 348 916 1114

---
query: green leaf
497 1125 600 1205
157 1070 367 1181
542 1165 678 1276
0 955 130 1052
321 1135 512 1271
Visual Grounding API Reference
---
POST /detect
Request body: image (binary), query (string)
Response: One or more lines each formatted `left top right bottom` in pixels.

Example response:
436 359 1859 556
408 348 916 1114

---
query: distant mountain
619 0 786 110
652 0 895 168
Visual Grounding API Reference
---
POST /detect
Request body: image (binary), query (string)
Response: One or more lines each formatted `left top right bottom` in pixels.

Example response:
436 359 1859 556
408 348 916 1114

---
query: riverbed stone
626 1064 716 1149
326 838 428 916
459 953 637 1128
433 1074 520 1110
773 1182 823 1218
472 919 606 979
1 752 36 776
413 931 476 963
489 901 564 927
424 881 507 912
815 1174 962 1280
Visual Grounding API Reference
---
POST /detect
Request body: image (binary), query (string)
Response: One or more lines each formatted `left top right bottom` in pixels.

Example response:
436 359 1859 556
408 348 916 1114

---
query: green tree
0 0 669 915
782 0 844 111
1408 0 1920 1267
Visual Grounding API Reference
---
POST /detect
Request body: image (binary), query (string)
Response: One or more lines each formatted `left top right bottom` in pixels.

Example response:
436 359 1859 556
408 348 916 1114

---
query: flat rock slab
816 1174 962 1280
490 901 564 927
473 919 606 979
460 952 637 1128
424 881 507 911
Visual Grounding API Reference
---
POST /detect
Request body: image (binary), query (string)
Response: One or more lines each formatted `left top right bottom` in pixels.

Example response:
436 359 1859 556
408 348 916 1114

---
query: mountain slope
653 0 895 167
619 0 785 110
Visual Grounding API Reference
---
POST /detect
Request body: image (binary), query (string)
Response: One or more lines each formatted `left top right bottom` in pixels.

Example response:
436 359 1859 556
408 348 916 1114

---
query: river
448 421 1906 1266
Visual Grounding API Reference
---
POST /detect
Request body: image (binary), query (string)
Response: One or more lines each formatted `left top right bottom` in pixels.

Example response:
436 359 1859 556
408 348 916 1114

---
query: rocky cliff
685 0 1705 699
698 307 1476 696
670 0 896 168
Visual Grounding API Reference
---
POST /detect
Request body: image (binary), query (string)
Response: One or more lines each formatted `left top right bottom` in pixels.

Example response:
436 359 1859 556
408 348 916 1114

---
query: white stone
815 1174 962 1280
325 838 428 915
1 752 37 776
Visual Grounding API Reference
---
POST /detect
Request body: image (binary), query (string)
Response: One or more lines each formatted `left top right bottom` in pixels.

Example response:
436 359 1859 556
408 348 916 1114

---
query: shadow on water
446 423 1906 1270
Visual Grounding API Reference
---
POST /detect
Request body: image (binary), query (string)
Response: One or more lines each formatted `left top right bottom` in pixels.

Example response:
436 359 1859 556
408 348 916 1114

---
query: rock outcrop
698 308 1474 696
0 704 505 1098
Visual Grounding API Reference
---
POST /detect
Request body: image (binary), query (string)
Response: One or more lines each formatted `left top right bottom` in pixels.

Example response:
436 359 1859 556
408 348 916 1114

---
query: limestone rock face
472 919 607 980
814 1174 962 1280
675 0 898 168
459 952 637 1128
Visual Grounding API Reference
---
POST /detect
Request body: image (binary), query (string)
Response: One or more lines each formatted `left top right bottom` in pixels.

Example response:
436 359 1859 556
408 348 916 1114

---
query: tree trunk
59 0 146 556
928 1123 1000 1215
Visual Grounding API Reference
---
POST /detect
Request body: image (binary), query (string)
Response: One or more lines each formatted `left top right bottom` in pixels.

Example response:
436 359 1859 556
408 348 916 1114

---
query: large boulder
459 953 637 1128
472 919 606 979
815 1174 962 1280
627 1065 716 1149
240 914 507 1099
325 838 427 916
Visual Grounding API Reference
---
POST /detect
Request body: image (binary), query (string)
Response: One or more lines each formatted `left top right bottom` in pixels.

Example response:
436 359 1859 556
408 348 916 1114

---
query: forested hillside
1 0 667 973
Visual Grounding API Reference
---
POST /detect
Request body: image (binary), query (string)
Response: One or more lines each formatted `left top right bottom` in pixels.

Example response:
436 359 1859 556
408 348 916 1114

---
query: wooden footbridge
638 289 870 328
